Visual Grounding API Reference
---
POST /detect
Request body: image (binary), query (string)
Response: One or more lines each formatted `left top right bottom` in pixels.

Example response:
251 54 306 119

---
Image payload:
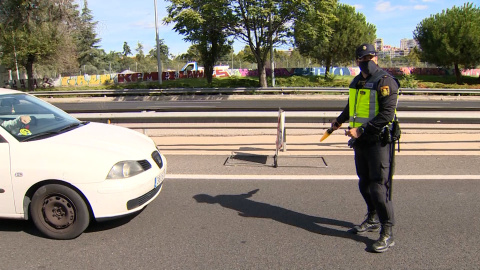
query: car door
0 133 15 215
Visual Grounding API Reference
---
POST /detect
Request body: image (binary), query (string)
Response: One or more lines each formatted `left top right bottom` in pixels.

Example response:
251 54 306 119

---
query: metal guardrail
71 110 480 125
28 87 344 96
25 87 480 124
29 87 480 96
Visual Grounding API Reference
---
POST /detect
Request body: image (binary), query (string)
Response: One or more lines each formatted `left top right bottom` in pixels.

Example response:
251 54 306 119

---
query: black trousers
354 140 395 226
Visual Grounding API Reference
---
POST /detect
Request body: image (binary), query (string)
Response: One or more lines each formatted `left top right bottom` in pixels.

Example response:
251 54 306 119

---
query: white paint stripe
166 174 480 180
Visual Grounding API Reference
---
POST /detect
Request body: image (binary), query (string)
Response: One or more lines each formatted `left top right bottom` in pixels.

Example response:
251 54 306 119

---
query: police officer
331 43 400 253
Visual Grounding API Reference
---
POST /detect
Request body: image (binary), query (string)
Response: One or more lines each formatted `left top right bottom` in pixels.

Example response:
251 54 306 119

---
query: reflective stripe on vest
349 87 378 128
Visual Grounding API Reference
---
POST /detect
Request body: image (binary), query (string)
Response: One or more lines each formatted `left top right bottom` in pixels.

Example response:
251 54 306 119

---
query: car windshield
0 93 83 141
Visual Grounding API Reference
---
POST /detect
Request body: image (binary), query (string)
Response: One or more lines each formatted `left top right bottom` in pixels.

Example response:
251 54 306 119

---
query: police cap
356 43 376 59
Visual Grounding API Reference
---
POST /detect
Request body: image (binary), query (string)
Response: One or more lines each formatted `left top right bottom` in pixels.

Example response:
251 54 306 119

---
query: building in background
400 38 418 51
376 38 418 60
375 39 384 52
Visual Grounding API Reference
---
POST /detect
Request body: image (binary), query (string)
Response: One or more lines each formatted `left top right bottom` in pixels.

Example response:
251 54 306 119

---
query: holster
381 126 391 146
380 120 401 147
391 120 401 142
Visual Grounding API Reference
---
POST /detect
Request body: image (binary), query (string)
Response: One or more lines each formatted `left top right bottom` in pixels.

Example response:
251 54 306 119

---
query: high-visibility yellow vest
348 71 397 128
349 87 378 128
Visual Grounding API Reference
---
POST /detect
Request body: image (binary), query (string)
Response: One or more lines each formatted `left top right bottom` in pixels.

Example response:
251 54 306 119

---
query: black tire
30 184 90 240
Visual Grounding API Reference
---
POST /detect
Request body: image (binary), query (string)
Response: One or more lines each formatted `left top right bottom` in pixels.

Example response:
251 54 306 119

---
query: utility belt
348 120 401 149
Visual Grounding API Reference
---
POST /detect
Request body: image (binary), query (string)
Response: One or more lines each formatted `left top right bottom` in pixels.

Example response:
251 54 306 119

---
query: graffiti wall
462 69 480 77
61 74 116 86
383 67 451 76
4 67 480 89
5 78 56 89
116 71 207 83
220 67 361 77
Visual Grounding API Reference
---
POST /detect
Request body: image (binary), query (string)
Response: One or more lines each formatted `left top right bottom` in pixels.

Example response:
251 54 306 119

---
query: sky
80 0 478 56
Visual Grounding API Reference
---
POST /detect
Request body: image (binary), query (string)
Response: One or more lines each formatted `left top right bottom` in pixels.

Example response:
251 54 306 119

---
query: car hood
10 122 159 184
50 122 157 159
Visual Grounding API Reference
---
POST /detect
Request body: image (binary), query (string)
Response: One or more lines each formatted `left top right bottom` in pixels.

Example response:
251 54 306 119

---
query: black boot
372 225 395 253
349 212 380 234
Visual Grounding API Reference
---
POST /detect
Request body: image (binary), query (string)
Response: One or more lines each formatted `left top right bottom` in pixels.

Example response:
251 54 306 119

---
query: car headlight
107 161 148 179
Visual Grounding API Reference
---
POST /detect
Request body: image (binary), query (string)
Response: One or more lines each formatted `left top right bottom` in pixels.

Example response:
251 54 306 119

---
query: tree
122 42 132 57
135 42 144 60
148 38 171 70
294 2 375 78
406 48 421 67
231 46 255 69
237 45 256 65
76 0 101 70
165 0 235 84
286 48 313 68
120 41 133 71
414 2 480 84
133 42 145 72
178 45 202 62
0 0 80 90
103 51 122 73
230 0 312 87
378 54 392 68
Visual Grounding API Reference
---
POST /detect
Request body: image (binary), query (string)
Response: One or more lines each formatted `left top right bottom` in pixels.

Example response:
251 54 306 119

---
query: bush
399 74 418 88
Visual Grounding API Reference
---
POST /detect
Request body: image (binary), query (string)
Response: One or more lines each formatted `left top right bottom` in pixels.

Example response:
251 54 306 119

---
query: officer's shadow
193 189 374 247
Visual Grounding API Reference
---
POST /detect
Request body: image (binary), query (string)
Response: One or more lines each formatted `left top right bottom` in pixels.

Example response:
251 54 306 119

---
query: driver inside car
0 115 31 134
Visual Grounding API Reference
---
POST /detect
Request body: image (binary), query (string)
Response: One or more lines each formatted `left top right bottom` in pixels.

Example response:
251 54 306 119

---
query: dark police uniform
336 64 400 240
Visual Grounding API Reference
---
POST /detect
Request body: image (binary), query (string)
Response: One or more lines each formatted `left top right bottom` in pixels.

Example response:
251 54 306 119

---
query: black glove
331 120 342 131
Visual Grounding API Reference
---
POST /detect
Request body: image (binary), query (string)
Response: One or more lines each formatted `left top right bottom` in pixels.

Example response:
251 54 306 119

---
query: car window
0 94 82 141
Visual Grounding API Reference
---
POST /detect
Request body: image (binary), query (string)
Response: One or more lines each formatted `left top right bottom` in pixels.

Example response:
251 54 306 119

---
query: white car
0 88 167 239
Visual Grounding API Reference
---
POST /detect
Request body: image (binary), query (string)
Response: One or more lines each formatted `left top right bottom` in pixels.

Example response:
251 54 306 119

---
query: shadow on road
0 208 144 239
86 208 144 233
0 218 32 233
193 189 374 247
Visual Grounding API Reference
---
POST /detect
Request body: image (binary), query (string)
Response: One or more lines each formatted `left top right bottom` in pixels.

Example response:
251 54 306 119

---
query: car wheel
30 184 90 240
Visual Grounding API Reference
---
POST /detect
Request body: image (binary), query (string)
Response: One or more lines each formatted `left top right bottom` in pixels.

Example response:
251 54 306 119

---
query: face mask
358 60 376 75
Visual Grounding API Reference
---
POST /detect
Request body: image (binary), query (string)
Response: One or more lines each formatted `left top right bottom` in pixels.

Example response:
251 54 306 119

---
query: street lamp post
270 13 275 87
154 0 162 85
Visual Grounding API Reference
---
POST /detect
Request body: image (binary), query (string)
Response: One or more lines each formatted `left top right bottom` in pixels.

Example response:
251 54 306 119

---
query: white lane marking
166 174 480 180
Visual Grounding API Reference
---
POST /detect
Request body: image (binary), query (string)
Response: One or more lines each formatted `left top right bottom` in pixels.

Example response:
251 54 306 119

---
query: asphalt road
1 155 479 269
2 95 479 269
